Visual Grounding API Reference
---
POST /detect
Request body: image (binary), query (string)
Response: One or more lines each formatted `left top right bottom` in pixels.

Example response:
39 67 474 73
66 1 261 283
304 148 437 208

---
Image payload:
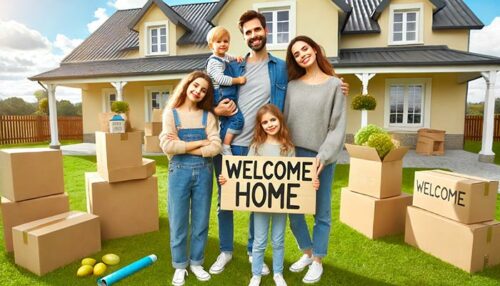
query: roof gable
128 0 192 32
372 0 445 20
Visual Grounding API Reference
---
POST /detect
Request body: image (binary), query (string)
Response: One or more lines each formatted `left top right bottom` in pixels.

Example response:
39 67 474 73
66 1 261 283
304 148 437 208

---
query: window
145 21 169 56
254 1 296 50
102 89 117 112
145 86 171 121
384 79 431 130
389 4 423 45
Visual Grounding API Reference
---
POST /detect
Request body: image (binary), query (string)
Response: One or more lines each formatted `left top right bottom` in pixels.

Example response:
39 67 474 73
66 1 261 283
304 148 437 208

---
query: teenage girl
159 71 222 286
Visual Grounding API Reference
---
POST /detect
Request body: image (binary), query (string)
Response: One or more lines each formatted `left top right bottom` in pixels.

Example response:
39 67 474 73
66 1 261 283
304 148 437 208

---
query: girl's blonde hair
206 26 230 48
251 104 294 156
167 71 214 111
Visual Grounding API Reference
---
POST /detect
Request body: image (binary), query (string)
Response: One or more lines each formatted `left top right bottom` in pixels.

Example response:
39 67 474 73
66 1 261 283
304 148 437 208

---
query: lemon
81 257 96 266
102 253 120 265
93 262 107 276
77 265 93 277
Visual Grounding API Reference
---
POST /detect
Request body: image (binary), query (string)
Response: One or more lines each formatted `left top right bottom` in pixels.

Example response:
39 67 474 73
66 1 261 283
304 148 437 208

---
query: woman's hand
235 56 244 63
218 174 227 185
214 98 237 116
315 157 325 176
340 77 349 96
313 177 320 191
166 133 179 141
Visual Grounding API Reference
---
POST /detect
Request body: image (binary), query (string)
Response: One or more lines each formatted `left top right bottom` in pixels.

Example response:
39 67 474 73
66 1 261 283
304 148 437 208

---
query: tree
34 89 48 102
496 98 500 114
0 97 37 115
37 98 49 115
57 100 78 116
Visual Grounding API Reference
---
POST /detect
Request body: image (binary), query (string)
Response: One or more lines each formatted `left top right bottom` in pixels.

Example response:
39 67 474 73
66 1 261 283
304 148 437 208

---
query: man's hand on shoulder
340 77 350 96
214 98 237 117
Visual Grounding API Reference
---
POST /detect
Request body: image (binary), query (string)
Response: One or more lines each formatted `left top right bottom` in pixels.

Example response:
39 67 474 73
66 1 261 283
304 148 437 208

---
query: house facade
30 0 500 162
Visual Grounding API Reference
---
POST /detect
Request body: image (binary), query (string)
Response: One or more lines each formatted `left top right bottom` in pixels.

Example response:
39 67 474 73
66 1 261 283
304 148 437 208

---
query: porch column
111 81 128 101
47 84 60 149
355 73 376 127
479 70 497 163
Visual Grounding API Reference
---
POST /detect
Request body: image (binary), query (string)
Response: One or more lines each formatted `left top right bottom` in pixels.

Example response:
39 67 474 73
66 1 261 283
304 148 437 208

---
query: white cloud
0 20 51 50
108 0 147 10
87 8 110 33
53 34 83 56
467 17 500 103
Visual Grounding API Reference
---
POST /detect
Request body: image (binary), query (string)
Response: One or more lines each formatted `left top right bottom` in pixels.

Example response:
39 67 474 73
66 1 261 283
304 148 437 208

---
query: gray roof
343 0 483 34
31 54 210 81
128 0 192 32
333 45 500 67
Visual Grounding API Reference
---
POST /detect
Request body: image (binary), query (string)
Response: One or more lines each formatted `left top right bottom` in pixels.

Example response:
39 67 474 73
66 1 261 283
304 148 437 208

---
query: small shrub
366 133 395 159
354 124 387 145
351 94 377 111
111 101 129 114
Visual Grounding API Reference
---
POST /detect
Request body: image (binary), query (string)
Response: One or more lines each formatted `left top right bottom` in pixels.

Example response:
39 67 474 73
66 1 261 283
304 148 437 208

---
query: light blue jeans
168 158 213 269
252 213 286 276
289 147 336 258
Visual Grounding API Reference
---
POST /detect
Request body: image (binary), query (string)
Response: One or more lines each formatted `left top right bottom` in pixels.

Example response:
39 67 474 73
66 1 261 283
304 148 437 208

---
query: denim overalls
168 109 213 269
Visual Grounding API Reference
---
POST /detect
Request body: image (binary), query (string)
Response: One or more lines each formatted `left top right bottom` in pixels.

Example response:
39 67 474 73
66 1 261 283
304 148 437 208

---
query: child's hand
236 76 246 85
167 133 179 140
313 177 320 191
218 175 227 185
235 56 244 63
200 139 211 147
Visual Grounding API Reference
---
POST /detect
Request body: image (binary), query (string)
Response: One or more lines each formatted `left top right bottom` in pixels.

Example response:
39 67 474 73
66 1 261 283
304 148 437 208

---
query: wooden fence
0 115 82 145
464 115 500 141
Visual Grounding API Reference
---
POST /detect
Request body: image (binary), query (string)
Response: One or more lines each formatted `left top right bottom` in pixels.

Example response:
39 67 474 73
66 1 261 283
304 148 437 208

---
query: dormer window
254 1 296 50
145 21 169 56
389 4 423 45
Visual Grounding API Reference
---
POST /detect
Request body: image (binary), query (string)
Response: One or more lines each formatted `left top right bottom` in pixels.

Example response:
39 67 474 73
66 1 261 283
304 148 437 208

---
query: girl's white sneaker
289 254 313 272
273 273 287 286
172 269 188 286
248 275 261 286
302 261 323 284
190 265 211 281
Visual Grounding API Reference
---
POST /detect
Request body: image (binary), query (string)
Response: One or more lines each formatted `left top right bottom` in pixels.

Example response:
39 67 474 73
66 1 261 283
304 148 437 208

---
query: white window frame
254 0 296 51
144 21 169 56
384 78 432 131
102 88 117 112
144 85 172 122
388 3 424 45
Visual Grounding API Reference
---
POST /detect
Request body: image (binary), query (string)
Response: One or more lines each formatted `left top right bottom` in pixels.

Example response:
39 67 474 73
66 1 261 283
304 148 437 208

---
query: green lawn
464 140 500 165
0 140 82 149
0 155 499 285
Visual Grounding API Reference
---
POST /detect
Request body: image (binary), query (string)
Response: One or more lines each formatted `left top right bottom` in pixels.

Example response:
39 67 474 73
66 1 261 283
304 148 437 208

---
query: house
30 0 500 162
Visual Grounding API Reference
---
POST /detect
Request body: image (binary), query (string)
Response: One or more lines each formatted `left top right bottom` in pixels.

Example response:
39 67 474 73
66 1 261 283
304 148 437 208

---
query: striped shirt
206 54 237 89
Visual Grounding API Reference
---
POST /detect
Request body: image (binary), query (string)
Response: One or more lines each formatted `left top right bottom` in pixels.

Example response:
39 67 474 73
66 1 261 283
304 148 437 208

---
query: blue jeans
252 213 286 276
289 147 336 258
213 145 255 254
168 159 213 269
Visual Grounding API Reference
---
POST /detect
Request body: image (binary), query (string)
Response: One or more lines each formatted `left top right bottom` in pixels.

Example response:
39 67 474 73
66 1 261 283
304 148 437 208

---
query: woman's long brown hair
251 104 294 156
168 71 214 111
286 35 335 82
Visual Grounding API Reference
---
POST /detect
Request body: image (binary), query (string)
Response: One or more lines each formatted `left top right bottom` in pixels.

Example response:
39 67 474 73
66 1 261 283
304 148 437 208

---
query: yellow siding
340 0 469 51
344 73 466 134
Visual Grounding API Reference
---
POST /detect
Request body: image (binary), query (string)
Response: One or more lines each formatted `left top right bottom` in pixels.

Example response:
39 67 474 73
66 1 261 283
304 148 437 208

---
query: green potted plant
351 94 377 111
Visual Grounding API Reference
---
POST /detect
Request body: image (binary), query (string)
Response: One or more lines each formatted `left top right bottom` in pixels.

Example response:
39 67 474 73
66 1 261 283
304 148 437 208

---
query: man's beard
247 35 267 52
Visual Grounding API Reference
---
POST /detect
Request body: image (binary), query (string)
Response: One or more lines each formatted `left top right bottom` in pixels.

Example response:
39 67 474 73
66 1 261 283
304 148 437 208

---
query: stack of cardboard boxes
340 144 413 239
415 128 445 155
144 109 163 153
86 131 159 240
0 148 101 275
405 170 500 273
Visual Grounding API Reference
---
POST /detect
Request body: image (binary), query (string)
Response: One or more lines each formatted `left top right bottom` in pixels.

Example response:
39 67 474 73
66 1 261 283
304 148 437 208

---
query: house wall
343 72 467 148
340 0 470 51
214 0 341 59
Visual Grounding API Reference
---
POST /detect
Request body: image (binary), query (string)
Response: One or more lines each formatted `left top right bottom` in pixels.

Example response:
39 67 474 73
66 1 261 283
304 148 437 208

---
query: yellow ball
77 265 93 277
102 253 120 265
81 257 96 266
93 262 107 276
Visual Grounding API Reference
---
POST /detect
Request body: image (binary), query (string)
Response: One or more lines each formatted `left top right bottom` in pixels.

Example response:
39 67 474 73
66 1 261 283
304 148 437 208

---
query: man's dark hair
238 10 266 33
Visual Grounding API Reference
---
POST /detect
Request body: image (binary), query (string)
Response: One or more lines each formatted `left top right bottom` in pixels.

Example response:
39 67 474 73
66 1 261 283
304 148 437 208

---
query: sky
0 0 498 103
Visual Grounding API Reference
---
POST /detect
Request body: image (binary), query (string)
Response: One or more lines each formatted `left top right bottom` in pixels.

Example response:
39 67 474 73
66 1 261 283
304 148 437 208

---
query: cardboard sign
221 155 317 214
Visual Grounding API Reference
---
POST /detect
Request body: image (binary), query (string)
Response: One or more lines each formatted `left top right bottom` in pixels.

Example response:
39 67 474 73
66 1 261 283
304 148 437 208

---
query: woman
284 35 347 284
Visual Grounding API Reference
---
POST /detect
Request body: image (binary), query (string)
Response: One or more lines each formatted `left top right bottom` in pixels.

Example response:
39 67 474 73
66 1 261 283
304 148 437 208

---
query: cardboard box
413 170 498 224
99 158 156 183
0 148 65 202
416 137 444 156
85 173 159 240
345 144 408 199
144 122 162 136
12 211 101 276
405 206 500 273
96 131 143 179
339 188 412 239
1 194 70 252
99 112 131 132
418 128 445 142
152 109 163 123
144 136 162 153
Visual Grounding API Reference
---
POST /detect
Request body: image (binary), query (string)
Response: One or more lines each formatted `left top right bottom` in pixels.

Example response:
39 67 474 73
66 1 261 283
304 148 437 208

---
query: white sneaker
248 255 270 276
209 252 232 274
248 275 261 286
302 261 323 284
172 269 188 286
273 273 287 286
190 265 211 281
289 254 313 272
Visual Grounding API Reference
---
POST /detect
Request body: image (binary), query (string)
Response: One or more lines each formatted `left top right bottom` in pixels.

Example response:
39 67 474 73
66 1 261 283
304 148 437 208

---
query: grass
0 155 499 285
0 140 82 149
463 140 500 165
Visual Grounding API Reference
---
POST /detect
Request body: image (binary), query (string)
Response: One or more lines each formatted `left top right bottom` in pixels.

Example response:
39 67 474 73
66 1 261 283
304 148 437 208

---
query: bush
366 133 395 159
351 94 377 111
354 124 387 145
111 101 129 114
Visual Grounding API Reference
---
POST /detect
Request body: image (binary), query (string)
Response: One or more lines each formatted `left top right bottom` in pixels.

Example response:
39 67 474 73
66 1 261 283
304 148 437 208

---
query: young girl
285 35 346 284
206 26 246 155
220 104 319 286
159 71 222 286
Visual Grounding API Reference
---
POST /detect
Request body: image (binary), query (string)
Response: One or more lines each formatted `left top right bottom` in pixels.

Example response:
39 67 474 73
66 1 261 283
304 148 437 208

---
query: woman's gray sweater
284 76 346 165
